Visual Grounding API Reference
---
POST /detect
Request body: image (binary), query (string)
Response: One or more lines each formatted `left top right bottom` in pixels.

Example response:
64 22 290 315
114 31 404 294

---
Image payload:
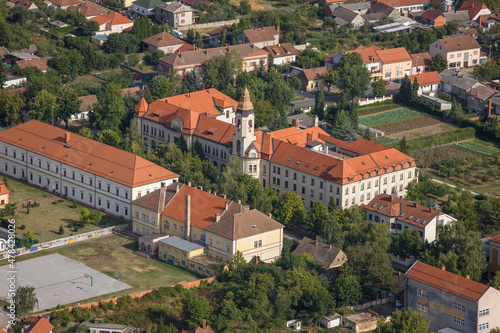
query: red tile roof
242 26 279 43
407 261 489 302
408 71 441 86
0 181 9 196
193 114 234 147
410 52 431 68
263 43 298 58
345 45 383 65
78 95 98 112
16 57 51 71
25 317 54 333
68 1 106 17
375 47 412 63
491 233 500 245
301 67 327 81
458 0 489 19
378 0 429 8
90 12 133 26
420 9 444 21
47 0 81 7
142 31 185 48
0 120 178 187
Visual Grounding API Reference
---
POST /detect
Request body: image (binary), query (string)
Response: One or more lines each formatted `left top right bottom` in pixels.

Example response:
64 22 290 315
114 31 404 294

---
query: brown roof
179 0 212 7
0 120 178 187
410 52 431 67
365 194 441 228
437 34 480 52
205 203 284 240
47 0 81 7
467 84 497 101
68 1 106 17
121 87 141 95
460 27 478 35
25 317 54 333
263 43 298 59
375 47 412 64
371 1 397 15
301 67 327 81
242 26 279 43
78 95 98 112
0 181 10 196
407 261 490 302
420 9 444 21
16 57 50 71
346 45 383 65
142 31 185 48
408 71 441 86
378 0 429 7
458 0 489 19
293 237 344 270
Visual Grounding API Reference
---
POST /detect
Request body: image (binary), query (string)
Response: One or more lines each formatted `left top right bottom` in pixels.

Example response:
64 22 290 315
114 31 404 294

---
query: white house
132 0 165 16
262 43 298 66
408 71 442 96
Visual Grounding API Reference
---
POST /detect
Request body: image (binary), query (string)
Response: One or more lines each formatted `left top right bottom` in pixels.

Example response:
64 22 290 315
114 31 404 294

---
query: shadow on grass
122 241 138 252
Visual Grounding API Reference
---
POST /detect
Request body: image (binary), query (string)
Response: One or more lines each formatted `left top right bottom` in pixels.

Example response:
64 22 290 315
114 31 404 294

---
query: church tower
233 86 256 157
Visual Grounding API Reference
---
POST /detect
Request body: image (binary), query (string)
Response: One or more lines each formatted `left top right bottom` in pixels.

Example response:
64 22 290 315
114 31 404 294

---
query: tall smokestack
185 194 191 241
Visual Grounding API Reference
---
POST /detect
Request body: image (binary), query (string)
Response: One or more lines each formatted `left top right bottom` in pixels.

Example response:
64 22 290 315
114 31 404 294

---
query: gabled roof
377 0 429 8
458 0 490 20
375 47 412 63
204 203 284 240
241 26 279 43
132 0 164 9
25 317 54 333
443 10 470 21
263 43 298 58
345 45 383 65
408 71 441 86
0 121 178 187
420 9 444 21
78 95 98 112
371 1 397 15
89 12 133 26
340 1 371 11
410 52 431 67
301 67 327 81
332 6 360 23
406 261 490 302
16 57 50 71
293 237 344 270
0 181 9 196
156 2 192 12
68 1 106 17
193 114 234 147
467 84 497 101
179 0 212 7
439 69 478 90
47 0 81 7
142 31 185 48
435 34 480 52
491 233 500 245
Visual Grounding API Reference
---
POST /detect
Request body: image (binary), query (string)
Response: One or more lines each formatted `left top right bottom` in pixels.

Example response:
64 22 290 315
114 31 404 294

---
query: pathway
17 196 61 209
430 178 479 196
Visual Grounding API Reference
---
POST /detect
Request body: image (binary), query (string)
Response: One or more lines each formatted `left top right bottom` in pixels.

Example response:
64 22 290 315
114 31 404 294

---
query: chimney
215 213 221 223
203 320 207 330
466 275 470 279
188 181 191 186
238 199 241 205
390 196 395 202
324 144 329 155
185 194 191 241
313 115 319 127
441 266 446 271
179 53 182 58
295 117 300 130
204 49 208 55
315 239 318 245
277 26 280 32
447 5 450 11
329 244 332 249
222 194 226 199
268 213 272 218
225 202 229 210
65 132 71 143
199 186 203 191
176 184 180 193
488 99 492 116
413 202 418 208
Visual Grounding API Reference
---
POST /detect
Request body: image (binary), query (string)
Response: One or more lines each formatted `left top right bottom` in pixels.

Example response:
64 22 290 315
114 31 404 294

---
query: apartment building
377 47 413 81
364 194 455 243
405 261 500 333
136 88 417 209
0 121 179 220
132 182 285 263
429 35 481 69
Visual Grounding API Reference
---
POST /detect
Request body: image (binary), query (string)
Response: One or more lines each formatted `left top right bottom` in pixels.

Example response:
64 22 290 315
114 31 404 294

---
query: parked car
385 80 390 85
393 78 402 83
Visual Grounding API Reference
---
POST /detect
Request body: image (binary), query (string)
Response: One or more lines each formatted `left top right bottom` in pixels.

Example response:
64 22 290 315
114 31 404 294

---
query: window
453 303 465 313
400 174 403 180
392 176 395 183
450 54 454 59
453 317 464 327
479 309 489 317
174 249 178 254
174 224 177 231
417 303 428 313
479 323 489 331
180 226 184 233
417 289 428 299
408 171 412 178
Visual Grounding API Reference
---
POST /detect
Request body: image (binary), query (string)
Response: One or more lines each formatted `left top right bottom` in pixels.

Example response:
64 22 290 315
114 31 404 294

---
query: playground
0 253 130 311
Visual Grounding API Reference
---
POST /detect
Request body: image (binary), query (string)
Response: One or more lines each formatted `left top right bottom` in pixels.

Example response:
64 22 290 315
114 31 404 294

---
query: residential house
136 88 417 209
411 52 431 74
236 26 280 49
89 12 134 35
429 35 481 69
83 322 136 333
132 0 164 16
329 6 366 29
16 57 50 73
24 317 53 333
67 2 107 19
319 314 342 329
420 9 446 26
116 0 134 7
263 43 298 66
206 25 230 47
461 27 479 37
365 194 455 243
44 0 81 10
6 0 38 12
362 12 387 23
297 67 327 92
154 2 193 28
4 75 26 88
488 233 500 274
408 71 442 96
458 0 491 20
0 120 179 220
293 237 347 273
345 45 383 82
158 44 268 77
319 0 345 6
339 2 371 14
132 182 285 264
74 88 139 122
481 13 500 32
488 92 500 115
0 181 9 206
405 261 500 333
142 31 186 54
443 10 472 28
370 1 400 18
376 0 429 14
439 69 482 101
466 84 497 114
179 0 212 8
1 44 38 66
342 311 381 333
377 47 412 81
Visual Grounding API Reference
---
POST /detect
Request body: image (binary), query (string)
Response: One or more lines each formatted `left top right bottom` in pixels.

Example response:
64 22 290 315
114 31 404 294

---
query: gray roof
293 237 344 270
159 236 205 252
132 0 165 9
489 92 500 107
156 1 191 12
332 6 360 23
443 10 470 21
0 227 8 241
362 12 387 21
340 2 371 11
439 69 478 90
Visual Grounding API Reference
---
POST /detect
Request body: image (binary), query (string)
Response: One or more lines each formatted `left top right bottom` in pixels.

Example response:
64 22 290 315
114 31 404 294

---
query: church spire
237 86 253 111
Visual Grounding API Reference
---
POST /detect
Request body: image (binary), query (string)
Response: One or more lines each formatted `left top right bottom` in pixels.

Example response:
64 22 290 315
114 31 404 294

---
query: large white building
135 88 417 209
0 120 179 220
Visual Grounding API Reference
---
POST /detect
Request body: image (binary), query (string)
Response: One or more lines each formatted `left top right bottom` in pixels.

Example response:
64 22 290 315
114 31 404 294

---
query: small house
0 181 10 207
320 313 342 329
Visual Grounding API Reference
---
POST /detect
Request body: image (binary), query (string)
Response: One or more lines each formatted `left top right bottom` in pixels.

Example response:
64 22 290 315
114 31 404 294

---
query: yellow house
377 47 413 81
0 181 9 207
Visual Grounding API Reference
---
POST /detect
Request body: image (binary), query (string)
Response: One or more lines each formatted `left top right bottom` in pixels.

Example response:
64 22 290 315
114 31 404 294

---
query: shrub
58 225 64 235
71 200 78 208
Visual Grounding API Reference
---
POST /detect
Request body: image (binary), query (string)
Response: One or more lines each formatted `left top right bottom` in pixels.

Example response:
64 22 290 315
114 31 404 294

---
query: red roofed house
178 320 215 333
67 1 107 19
16 57 51 73
89 12 134 35
0 121 179 220
365 194 455 242
411 52 431 75
405 261 500 332
0 181 10 207
429 35 481 69
345 45 383 82
420 9 446 26
236 26 280 49
489 233 500 274
263 43 298 66
376 47 413 81
376 0 429 14
458 0 491 20
24 317 54 333
141 31 186 54
408 71 442 95
297 67 327 92
136 88 417 209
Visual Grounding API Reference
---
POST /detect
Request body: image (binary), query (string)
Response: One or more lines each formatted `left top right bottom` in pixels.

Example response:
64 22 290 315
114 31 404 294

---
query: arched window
237 118 241 129
236 140 241 156
248 119 252 132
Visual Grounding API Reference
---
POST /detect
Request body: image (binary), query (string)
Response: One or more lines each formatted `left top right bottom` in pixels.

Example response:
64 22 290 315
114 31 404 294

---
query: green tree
211 299 241 332
28 90 57 124
239 0 251 14
314 89 325 120
75 324 89 333
454 190 477 230
332 110 358 142
0 63 6 88
430 53 448 73
490 273 500 289
202 50 243 90
399 136 409 154
192 139 205 160
96 129 122 147
14 285 39 319
274 192 306 228
58 225 64 235
0 89 23 126
254 99 274 128
324 66 336 91
307 201 328 235
335 52 371 100
80 207 90 224
132 16 152 40
397 75 412 102
121 120 144 155
90 82 126 132
181 292 213 330
335 274 363 307
150 49 165 66
372 79 387 97
57 87 81 128
83 20 99 36
374 308 429 333
149 75 175 100
411 77 419 101
185 70 202 92
176 134 188 152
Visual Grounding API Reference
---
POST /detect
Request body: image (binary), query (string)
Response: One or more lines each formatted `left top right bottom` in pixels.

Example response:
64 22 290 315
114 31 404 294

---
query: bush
52 201 58 205
19 224 26 230
71 200 78 208
58 225 64 235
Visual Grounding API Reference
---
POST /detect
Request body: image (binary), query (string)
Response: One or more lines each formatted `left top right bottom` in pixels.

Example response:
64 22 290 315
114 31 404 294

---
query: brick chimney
441 266 446 270
215 213 221 223
203 319 207 329
466 275 470 279
65 132 71 143
295 117 300 129
313 115 319 127
315 239 318 245
413 202 418 208
488 99 492 116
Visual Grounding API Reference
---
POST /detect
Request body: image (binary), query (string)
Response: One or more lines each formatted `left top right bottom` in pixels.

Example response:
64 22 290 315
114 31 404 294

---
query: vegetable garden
359 108 421 127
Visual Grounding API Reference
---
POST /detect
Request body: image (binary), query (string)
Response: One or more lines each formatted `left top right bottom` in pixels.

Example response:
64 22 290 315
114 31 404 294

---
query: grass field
359 108 422 127
73 75 105 86
1 234 201 301
8 178 52 203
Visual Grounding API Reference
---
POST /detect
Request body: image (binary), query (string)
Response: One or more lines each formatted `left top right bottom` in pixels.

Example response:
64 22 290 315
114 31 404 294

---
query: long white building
0 120 179 220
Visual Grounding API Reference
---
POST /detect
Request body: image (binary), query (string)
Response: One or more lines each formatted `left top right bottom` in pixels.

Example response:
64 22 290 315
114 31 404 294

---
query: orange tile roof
375 47 412 64
408 71 441 86
458 0 489 19
16 57 51 71
269 126 329 147
0 181 9 196
90 12 133 26
410 52 431 67
142 31 185 48
345 45 382 65
242 26 279 43
193 114 234 147
302 67 327 81
0 120 178 187
420 9 444 21
135 97 148 116
48 0 81 7
25 317 54 333
263 43 298 58
68 1 106 17
407 261 489 302
490 233 500 245
378 0 429 8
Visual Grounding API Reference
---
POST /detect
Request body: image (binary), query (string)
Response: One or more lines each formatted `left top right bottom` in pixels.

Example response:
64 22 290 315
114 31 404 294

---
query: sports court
0 253 130 311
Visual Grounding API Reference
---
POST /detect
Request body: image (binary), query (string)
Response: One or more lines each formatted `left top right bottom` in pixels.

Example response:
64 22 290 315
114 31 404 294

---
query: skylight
305 164 310 167
415 218 420 222
408 215 413 220
372 204 377 208
421 220 427 224
296 161 301 164
400 212 405 217
288 157 292 161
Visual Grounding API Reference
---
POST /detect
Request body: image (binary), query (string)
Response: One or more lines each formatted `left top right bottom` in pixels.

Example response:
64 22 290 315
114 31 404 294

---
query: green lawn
1 234 201 295
7 178 53 203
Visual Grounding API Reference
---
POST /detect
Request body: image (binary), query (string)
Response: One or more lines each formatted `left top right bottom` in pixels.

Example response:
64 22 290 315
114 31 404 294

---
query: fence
352 297 392 310
2 224 130 259
175 19 240 31
357 95 393 106
36 276 216 316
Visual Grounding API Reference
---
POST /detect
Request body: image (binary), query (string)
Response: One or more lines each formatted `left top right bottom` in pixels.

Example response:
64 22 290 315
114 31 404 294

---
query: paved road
430 178 479 196
289 91 339 109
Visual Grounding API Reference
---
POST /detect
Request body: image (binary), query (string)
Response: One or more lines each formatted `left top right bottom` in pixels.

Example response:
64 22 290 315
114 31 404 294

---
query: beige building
89 12 134 35
429 35 481 69
297 67 327 92
132 182 285 264
0 181 9 207
236 26 280 49
155 2 194 28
